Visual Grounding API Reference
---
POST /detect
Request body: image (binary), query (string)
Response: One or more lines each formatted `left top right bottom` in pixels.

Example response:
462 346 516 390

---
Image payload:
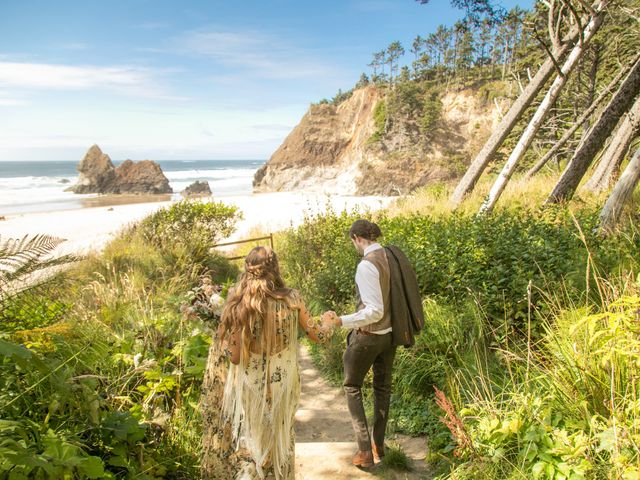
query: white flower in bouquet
209 292 225 315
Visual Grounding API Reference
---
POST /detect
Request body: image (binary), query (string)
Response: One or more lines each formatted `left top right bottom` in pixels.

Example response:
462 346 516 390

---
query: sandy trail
295 346 431 479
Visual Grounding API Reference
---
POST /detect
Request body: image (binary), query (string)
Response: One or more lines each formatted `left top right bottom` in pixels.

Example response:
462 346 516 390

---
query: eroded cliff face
253 84 505 195
254 87 380 194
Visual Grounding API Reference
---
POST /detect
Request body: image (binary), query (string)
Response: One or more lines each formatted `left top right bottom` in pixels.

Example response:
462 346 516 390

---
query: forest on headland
2 0 640 479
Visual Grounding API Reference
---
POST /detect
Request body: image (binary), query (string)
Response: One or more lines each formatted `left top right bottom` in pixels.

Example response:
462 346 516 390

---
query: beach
0 192 394 256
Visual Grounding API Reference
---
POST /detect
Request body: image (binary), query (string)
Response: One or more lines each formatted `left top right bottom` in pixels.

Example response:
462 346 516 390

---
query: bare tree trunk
582 95 640 192
599 146 640 232
479 11 605 214
449 31 581 207
547 55 640 203
525 55 639 178
582 43 600 133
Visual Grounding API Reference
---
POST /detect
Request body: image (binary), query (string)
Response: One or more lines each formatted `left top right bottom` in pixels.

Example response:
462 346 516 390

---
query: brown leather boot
372 443 385 463
352 450 374 468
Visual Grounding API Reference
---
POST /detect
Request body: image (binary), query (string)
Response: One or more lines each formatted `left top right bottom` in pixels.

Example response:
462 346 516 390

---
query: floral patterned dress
200 326 243 479
220 299 301 480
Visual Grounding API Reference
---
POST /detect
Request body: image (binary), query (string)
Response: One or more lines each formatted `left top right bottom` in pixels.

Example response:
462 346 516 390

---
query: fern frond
0 235 65 272
0 235 80 303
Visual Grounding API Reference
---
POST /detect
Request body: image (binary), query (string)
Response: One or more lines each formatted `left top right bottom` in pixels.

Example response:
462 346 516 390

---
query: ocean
0 159 265 215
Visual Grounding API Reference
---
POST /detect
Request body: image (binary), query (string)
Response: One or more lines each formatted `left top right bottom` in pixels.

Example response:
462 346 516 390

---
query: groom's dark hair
349 219 382 241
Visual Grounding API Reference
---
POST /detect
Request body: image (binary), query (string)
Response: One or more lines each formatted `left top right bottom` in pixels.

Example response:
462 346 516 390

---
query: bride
205 246 333 479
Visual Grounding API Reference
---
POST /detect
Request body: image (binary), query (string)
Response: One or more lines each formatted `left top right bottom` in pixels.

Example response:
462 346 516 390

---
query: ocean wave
171 175 253 194
0 165 259 213
164 168 257 180
0 175 78 189
0 187 85 207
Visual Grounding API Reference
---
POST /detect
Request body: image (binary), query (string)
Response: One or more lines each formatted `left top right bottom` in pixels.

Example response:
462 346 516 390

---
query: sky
0 0 533 161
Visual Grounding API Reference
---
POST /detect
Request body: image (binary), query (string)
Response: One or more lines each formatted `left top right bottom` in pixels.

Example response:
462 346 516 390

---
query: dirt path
294 346 432 479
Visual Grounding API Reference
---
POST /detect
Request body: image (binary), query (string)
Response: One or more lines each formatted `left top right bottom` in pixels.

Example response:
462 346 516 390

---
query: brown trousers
343 329 397 452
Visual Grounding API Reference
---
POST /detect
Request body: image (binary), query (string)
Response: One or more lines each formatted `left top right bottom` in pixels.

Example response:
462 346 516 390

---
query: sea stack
115 159 172 194
66 144 118 194
67 145 173 194
181 180 212 197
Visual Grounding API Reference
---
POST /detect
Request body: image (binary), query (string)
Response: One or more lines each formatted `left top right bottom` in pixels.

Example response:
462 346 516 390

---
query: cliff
254 83 506 195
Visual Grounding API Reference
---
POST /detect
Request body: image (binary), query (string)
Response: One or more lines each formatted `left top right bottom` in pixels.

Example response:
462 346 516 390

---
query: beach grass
2 178 640 478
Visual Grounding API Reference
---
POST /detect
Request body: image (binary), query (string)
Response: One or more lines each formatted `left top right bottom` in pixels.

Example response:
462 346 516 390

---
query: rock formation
254 84 503 195
67 145 172 194
181 180 212 196
67 145 118 194
114 159 172 194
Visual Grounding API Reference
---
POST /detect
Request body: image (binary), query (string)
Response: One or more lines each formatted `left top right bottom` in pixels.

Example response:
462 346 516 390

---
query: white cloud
0 61 184 100
0 89 27 107
176 29 337 79
0 98 26 106
0 101 303 160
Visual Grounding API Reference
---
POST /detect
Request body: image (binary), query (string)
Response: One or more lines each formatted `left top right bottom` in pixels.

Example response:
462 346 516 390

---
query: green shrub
0 292 70 332
331 88 353 105
368 100 388 144
279 207 623 334
280 208 361 314
420 91 442 138
135 200 241 262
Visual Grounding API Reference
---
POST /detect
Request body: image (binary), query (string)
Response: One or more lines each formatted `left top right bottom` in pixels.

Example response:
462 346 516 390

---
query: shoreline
0 191 395 256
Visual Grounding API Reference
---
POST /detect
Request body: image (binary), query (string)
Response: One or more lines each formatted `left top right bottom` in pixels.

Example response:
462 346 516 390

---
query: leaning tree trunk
478 10 605 214
546 55 640 203
449 30 580 207
599 145 640 232
525 55 639 179
582 95 640 193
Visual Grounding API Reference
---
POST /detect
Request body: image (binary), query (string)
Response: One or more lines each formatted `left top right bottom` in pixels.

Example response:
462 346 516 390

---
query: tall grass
386 173 617 218
436 278 640 479
0 200 240 479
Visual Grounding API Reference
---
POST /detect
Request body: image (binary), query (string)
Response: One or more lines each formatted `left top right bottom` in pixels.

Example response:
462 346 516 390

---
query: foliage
380 441 412 472
0 288 70 333
279 199 640 479
0 234 79 315
279 205 640 335
331 88 353 106
368 100 388 144
0 201 240 478
420 91 443 139
134 199 241 261
438 293 640 479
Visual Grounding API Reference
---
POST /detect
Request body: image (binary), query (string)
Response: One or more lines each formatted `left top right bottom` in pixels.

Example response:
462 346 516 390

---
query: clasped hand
321 310 342 328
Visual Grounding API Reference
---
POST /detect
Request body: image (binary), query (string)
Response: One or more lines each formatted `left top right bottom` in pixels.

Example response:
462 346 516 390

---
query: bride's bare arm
298 303 333 344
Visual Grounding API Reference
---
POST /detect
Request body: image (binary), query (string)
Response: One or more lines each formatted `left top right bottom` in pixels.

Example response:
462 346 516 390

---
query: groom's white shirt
340 243 392 334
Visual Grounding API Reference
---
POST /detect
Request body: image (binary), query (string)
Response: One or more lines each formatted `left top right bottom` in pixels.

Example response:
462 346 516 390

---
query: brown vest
356 247 392 333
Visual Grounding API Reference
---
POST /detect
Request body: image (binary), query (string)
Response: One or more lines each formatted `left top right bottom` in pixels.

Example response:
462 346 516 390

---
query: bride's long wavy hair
220 246 296 363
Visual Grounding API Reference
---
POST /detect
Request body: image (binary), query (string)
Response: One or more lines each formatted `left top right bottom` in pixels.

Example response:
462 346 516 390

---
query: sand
0 192 393 256
295 346 430 479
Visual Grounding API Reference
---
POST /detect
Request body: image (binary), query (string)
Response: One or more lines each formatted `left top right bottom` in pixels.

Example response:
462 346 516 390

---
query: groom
322 219 396 468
